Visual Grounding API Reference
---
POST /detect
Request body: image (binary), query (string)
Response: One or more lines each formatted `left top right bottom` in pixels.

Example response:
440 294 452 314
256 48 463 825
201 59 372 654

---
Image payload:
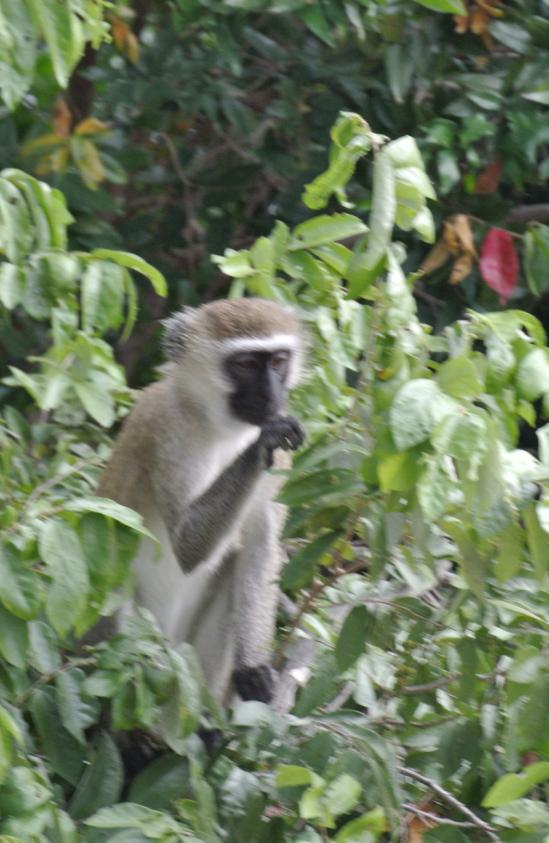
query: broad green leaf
377 450 420 492
65 497 156 540
25 0 84 87
82 260 125 334
0 179 34 262
432 412 488 462
0 0 36 109
0 262 24 309
335 808 385 842
516 348 549 401
90 249 167 296
323 774 362 817
436 356 484 398
524 226 549 296
70 732 124 820
0 543 43 619
293 214 367 249
335 606 369 671
40 519 90 637
28 620 61 673
2 169 72 249
74 379 115 427
348 148 395 297
128 755 190 811
412 0 466 12
56 668 98 744
213 248 255 277
276 765 318 788
482 763 549 808
0 765 51 815
85 802 176 829
0 603 27 668
389 379 457 450
523 503 547 579
282 530 341 590
29 688 85 785
494 524 524 582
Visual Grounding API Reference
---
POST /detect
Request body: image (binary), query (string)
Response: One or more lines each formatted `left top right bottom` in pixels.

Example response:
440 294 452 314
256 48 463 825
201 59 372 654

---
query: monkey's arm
232 497 284 703
157 416 303 573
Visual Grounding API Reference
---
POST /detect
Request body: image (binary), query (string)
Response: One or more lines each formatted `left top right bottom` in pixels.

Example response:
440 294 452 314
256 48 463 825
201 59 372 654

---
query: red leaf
479 228 518 304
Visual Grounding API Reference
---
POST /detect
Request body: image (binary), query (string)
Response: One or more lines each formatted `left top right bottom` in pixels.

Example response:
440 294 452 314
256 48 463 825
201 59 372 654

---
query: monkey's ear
161 308 196 360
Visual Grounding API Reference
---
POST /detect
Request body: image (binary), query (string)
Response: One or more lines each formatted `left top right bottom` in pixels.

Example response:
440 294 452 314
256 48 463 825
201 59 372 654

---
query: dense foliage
0 109 548 841
2 0 549 345
0 1 548 841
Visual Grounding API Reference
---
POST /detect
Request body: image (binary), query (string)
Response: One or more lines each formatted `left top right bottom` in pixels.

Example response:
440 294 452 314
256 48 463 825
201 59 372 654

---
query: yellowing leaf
75 117 109 136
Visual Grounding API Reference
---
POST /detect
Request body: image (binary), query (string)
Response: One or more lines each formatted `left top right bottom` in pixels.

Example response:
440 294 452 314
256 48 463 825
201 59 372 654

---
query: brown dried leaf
126 31 140 64
420 239 452 276
454 14 469 33
475 159 502 194
443 214 477 257
53 98 72 137
471 8 489 34
450 252 474 285
111 17 128 50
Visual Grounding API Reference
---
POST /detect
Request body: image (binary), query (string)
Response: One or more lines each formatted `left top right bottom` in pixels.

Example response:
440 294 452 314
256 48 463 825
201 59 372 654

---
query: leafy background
0 1 548 841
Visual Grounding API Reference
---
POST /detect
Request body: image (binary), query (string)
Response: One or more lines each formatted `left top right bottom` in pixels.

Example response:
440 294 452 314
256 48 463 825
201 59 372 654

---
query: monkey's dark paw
260 416 305 455
234 664 275 703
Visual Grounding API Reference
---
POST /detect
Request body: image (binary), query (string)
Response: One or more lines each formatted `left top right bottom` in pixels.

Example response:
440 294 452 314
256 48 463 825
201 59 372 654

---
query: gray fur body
98 299 303 704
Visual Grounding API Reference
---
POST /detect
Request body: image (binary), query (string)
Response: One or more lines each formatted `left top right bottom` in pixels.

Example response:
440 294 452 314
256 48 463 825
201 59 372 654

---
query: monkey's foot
233 663 275 703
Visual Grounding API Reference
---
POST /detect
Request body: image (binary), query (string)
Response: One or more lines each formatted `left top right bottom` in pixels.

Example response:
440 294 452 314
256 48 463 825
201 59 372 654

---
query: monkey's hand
258 415 305 468
234 664 275 703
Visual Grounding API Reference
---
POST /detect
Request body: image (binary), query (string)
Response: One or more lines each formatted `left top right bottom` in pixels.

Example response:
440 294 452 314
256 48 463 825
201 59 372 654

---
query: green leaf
128 755 190 811
293 214 367 249
90 250 167 296
29 688 85 785
85 802 176 829
482 762 549 808
432 412 488 462
82 260 125 334
348 149 395 297
436 356 483 398
389 379 457 450
0 603 27 668
412 0 466 11
0 262 24 309
494 524 524 582
70 732 124 820
336 606 369 671
65 497 156 540
524 226 549 296
0 543 43 619
334 808 385 842
377 450 420 492
516 348 549 401
276 765 317 788
28 620 61 673
39 519 90 637
523 503 547 579
323 774 362 817
281 531 341 590
3 169 72 249
25 0 84 87
0 0 36 109
56 668 98 745
0 179 34 262
74 380 115 427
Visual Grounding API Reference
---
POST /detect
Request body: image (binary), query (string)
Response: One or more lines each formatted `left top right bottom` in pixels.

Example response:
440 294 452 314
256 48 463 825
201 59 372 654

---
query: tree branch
398 766 501 843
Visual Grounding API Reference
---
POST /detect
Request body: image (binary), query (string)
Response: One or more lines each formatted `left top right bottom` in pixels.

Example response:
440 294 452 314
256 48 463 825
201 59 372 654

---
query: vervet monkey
98 298 305 704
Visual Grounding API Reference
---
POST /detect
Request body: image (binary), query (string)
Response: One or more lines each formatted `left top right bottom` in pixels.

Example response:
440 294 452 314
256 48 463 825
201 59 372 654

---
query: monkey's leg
232 502 283 703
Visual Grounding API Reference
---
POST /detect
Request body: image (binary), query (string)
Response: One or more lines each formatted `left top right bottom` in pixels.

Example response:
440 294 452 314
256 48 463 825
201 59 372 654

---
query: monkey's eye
234 355 259 370
271 352 289 370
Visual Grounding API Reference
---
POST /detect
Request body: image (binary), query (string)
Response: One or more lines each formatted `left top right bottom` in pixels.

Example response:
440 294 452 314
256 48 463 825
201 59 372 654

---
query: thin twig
398 766 500 842
16 657 96 706
403 804 482 829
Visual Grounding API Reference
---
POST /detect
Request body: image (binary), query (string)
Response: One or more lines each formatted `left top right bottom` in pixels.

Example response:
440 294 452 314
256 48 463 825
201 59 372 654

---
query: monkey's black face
224 349 291 426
